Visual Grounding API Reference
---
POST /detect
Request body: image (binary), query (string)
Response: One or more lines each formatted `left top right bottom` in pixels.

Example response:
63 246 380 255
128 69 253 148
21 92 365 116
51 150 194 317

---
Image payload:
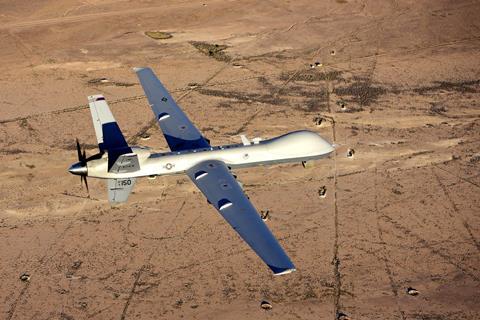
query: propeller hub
68 162 87 176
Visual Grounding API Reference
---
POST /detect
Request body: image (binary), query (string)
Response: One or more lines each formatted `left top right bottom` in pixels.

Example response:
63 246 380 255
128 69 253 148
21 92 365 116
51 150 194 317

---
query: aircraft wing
186 160 296 275
134 67 210 152
88 94 134 171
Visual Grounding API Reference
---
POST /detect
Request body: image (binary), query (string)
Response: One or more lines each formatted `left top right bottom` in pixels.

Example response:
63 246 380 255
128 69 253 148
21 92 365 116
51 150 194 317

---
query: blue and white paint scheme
68 67 334 275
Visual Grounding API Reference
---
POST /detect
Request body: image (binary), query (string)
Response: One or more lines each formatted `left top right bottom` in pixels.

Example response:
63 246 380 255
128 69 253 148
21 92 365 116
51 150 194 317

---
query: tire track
331 117 341 319
330 35 480 79
5 199 89 320
0 32 476 127
0 74 266 126
446 172 480 188
435 164 480 190
130 222 322 297
230 108 262 135
120 265 145 320
5 285 29 320
373 167 406 320
0 95 146 125
381 167 478 243
0 6 175 31
432 168 480 252
381 214 479 282
119 199 186 320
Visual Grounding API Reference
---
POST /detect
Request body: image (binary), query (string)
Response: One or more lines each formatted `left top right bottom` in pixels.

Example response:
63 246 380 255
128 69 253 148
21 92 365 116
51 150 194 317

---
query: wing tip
273 268 296 276
87 94 105 103
133 67 147 73
269 265 297 276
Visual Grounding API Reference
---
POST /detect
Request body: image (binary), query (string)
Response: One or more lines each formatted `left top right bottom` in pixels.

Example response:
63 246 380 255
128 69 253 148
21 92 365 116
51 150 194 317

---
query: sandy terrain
0 0 479 319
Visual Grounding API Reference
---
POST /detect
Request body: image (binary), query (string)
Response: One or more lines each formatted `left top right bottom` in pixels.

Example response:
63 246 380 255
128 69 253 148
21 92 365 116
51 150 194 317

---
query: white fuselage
86 130 334 179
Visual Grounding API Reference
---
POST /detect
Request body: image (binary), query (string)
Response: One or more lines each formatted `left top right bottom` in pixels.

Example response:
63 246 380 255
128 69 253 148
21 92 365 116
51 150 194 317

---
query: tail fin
88 95 139 172
108 178 136 204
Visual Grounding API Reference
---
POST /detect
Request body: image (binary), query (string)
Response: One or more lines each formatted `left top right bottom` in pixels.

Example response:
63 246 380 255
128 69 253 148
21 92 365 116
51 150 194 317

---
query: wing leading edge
186 160 296 275
134 67 210 152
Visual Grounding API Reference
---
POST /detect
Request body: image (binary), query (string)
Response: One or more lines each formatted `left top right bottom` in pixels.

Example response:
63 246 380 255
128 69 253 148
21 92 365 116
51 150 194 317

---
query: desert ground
0 0 479 319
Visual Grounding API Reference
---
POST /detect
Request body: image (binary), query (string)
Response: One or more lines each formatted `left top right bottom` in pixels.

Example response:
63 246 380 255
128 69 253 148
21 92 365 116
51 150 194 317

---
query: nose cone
68 162 87 176
323 140 335 154
314 136 335 156
267 131 335 157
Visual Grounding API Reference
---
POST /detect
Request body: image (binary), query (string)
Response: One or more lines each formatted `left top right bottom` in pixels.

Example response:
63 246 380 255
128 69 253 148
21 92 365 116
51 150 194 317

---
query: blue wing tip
133 67 147 73
269 265 297 276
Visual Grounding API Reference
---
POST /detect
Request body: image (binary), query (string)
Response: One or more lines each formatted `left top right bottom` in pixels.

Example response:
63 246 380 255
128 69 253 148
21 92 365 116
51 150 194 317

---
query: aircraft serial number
119 179 132 186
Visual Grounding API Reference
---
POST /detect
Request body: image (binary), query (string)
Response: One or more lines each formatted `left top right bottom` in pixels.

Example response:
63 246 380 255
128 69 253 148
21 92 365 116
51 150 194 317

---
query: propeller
69 139 105 197
73 138 89 195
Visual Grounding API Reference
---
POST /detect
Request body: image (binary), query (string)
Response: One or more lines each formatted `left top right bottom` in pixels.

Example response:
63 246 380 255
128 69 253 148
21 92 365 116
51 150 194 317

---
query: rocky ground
0 0 479 319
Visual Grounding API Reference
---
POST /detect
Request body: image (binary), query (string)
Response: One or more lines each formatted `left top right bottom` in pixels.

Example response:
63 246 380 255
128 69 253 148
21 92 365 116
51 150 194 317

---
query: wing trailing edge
186 160 296 275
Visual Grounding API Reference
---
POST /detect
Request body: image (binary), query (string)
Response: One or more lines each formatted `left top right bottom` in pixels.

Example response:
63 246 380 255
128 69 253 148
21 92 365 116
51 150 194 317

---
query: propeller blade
84 177 89 195
76 138 82 161
81 175 90 195
82 149 87 164
86 151 104 162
